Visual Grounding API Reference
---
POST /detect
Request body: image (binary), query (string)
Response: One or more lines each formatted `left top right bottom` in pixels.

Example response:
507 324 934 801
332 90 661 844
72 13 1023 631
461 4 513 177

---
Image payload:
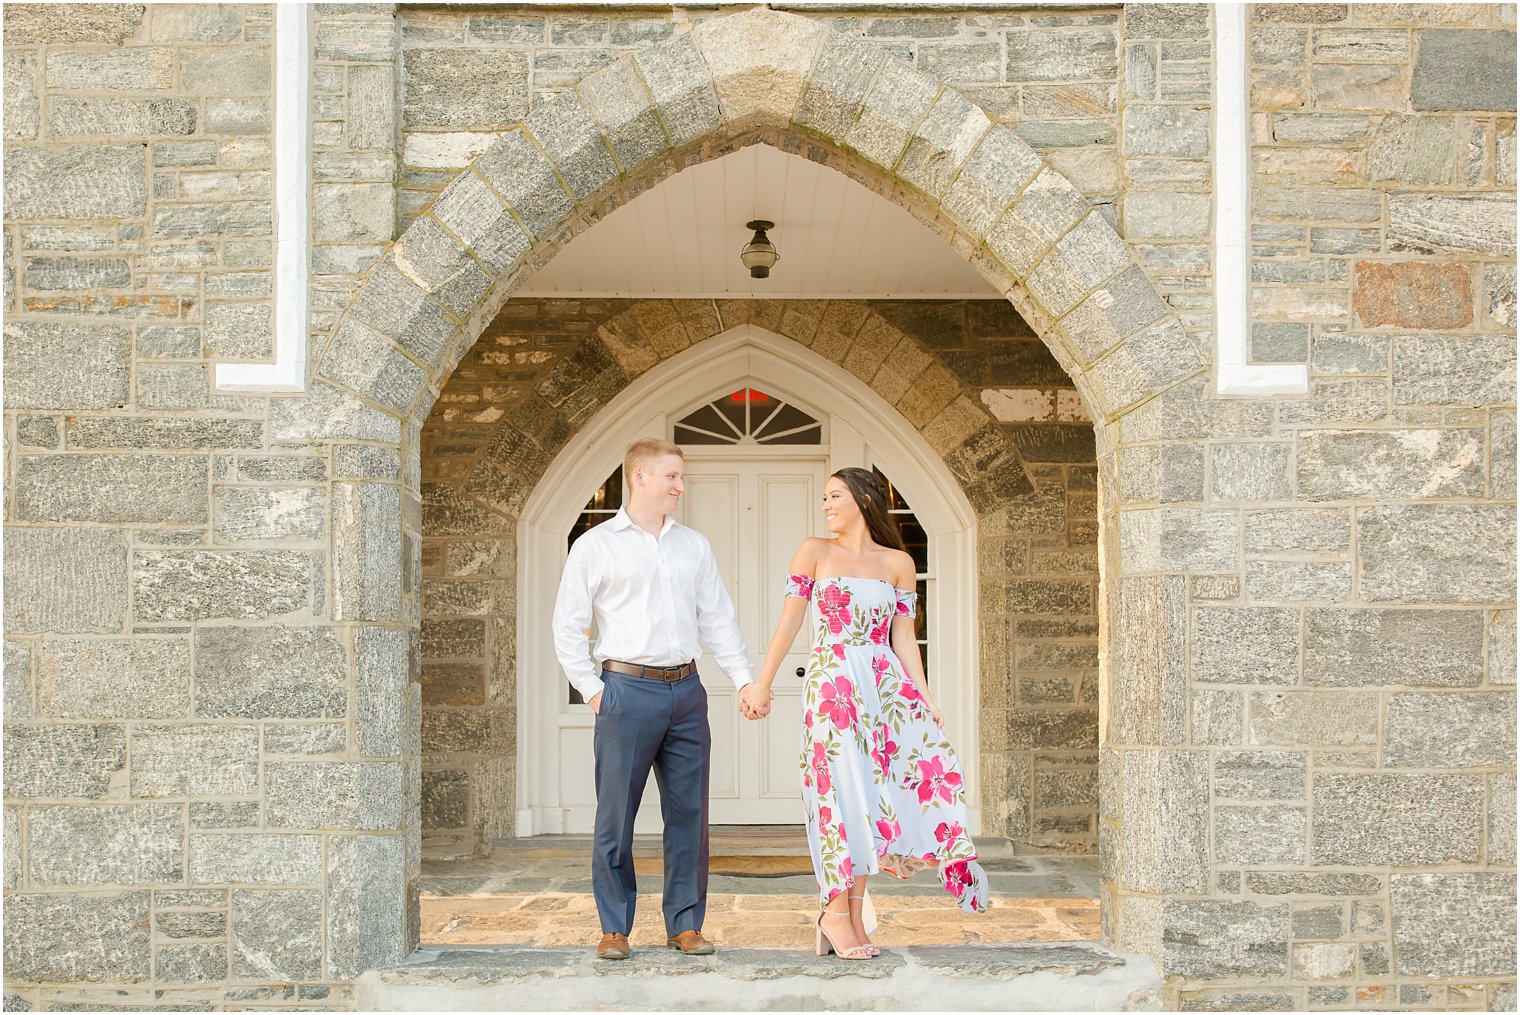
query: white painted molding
215 3 310 392
1214 3 1308 397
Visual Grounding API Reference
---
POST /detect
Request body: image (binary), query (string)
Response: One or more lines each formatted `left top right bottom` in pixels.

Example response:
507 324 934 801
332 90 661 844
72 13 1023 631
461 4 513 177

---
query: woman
747 468 987 960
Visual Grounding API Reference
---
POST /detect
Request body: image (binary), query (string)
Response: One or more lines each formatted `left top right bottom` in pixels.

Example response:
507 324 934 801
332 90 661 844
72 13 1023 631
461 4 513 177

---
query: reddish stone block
1354 260 1473 329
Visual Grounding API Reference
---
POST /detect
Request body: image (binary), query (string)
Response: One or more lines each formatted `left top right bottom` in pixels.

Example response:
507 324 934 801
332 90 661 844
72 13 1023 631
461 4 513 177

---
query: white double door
558 453 828 833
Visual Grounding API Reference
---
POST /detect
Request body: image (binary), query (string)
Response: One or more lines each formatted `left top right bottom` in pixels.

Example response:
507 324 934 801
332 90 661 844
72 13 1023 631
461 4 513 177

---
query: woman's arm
888 551 942 722
749 540 821 713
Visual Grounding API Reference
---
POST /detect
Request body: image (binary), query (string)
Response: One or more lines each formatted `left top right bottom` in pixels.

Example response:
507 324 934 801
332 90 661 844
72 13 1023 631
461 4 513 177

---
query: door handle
795 667 805 678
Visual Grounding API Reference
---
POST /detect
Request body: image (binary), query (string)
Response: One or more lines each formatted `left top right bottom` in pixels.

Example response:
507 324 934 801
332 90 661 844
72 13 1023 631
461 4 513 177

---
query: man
553 437 768 960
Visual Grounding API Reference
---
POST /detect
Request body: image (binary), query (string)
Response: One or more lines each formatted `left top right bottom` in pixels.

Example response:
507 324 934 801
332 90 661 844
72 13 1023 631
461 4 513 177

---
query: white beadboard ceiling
515 144 1002 299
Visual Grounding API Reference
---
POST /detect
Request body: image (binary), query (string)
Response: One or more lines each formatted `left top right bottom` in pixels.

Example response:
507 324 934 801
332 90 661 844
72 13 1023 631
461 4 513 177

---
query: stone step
357 943 1161 1012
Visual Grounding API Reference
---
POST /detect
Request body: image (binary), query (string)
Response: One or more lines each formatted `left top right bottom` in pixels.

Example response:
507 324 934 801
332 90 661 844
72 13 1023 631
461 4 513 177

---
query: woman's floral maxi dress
787 573 988 914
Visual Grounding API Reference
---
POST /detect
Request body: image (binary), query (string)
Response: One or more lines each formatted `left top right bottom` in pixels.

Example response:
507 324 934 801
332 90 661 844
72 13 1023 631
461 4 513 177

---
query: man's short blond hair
624 438 684 492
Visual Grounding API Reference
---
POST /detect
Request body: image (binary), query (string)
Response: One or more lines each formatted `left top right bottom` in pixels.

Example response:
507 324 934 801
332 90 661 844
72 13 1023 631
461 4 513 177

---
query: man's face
636 454 685 513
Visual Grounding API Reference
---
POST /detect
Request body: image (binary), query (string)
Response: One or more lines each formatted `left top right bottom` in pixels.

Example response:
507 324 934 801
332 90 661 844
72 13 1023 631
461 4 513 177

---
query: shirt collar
612 507 676 539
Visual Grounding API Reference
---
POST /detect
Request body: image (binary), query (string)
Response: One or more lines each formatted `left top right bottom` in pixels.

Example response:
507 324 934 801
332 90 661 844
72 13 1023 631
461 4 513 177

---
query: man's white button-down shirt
552 507 755 702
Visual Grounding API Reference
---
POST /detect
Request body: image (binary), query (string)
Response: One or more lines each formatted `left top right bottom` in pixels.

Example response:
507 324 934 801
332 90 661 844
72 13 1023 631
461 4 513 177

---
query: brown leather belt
603 659 698 681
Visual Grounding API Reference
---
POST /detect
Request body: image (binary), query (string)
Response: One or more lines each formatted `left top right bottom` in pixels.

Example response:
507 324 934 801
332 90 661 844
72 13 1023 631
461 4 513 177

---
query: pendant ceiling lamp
740 219 779 279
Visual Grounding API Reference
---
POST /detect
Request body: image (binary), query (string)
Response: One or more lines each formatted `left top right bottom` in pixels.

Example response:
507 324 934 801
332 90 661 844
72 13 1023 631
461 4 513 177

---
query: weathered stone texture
1304 609 1483 687
1353 261 1473 330
3 144 147 219
189 833 322 886
1250 690 1378 747
3 724 125 799
213 486 326 543
231 889 324 980
1296 429 1485 501
37 638 190 719
1193 608 1300 686
27 804 183 886
1358 505 1515 603
130 725 260 798
4 321 130 410
2 891 150 983
1312 773 1484 865
1383 692 1513 768
133 550 313 621
1392 335 1516 406
4 527 128 635
194 626 347 719
1391 873 1517 976
1162 900 1289 979
1411 29 1518 111
15 454 208 524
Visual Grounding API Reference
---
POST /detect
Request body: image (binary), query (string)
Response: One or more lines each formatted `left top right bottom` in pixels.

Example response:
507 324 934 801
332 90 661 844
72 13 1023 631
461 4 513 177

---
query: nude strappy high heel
815 910 874 959
847 893 881 956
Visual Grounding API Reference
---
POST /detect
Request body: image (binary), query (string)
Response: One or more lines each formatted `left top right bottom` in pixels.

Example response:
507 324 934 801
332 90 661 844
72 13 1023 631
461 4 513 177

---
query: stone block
190 833 322 886
27 804 183 886
1492 610 1516 686
1312 773 1483 865
1209 443 1291 502
1367 115 1457 185
1490 773 1515 865
5 527 128 634
1298 428 1486 501
156 943 226 983
1247 871 1381 897
843 55 939 173
633 34 720 149
1191 688 1243 746
1243 560 1352 602
265 722 346 755
181 48 269 95
1354 261 1473 330
987 168 1090 278
1249 688 1378 748
1162 899 1289 978
130 724 259 798
1384 692 1513 768
2 891 150 983
900 88 992 200
941 125 1042 241
1119 749 1208 893
1243 509 1350 555
203 301 273 361
318 320 427 416
64 418 263 450
1412 30 1517 111
1110 575 1185 746
4 320 129 410
348 63 396 151
5 641 31 720
1486 264 1517 330
231 888 324 980
190 801 260 828
1124 191 1210 241
1192 607 1300 685
1292 903 1345 941
1390 193 1516 257
1392 334 1515 406
1027 213 1132 318
578 57 666 174
1214 750 1306 801
326 833 408 977
1294 942 1357 980
194 626 346 719
213 486 325 544
1304 608 1484 687
522 92 617 202
1214 805 1307 865
134 549 312 622
37 638 190 719
50 97 196 137
334 482 403 622
1119 507 1240 573
24 255 131 290
1007 28 1117 82
429 173 529 278
1358 505 1514 603
403 49 528 130
5 51 38 140
1391 873 1516 976
1124 104 1208 158
3 723 125 799
4 144 147 219
359 627 412 758
15 453 207 524
313 182 393 244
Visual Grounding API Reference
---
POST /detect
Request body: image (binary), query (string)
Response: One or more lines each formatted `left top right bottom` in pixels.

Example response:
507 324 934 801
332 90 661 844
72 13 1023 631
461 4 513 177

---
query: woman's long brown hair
831 467 908 555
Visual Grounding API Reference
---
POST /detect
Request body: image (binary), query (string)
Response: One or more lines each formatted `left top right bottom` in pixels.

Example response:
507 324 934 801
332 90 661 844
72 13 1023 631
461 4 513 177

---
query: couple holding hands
553 439 987 962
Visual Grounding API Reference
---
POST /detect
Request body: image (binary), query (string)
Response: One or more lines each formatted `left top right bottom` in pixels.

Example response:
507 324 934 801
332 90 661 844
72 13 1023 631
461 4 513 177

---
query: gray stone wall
1 3 1514 1011
419 296 1101 854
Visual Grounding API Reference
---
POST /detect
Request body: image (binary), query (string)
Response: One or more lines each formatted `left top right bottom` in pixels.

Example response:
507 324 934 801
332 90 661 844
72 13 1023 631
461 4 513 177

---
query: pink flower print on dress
916 755 962 806
832 643 847 661
869 617 891 645
819 584 853 635
942 859 973 901
809 742 832 795
839 855 853 880
871 653 891 686
818 676 858 731
898 676 924 705
870 724 898 773
819 804 832 827
934 820 964 845
875 818 901 853
787 573 815 599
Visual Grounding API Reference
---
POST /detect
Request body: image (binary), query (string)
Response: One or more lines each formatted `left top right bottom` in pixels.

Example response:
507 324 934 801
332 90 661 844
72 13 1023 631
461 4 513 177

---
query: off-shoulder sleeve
784 573 815 600
894 587 919 616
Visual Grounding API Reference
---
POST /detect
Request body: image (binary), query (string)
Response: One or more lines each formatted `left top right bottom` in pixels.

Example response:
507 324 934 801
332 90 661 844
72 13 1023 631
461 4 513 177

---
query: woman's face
822 477 862 535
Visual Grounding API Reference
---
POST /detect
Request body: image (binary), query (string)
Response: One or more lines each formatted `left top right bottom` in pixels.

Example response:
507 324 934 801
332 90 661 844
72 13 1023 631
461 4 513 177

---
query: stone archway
311 6 1207 966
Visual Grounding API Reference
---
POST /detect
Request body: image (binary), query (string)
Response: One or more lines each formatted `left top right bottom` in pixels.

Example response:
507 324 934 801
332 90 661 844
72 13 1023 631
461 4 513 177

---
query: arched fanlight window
673 388 822 446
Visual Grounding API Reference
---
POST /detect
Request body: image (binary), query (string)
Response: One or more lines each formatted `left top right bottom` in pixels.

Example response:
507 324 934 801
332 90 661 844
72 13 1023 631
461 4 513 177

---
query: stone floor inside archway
419 826 1099 951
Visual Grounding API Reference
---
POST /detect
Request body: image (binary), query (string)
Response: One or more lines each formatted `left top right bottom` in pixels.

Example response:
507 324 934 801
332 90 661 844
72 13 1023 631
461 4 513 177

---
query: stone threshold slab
357 943 1161 1012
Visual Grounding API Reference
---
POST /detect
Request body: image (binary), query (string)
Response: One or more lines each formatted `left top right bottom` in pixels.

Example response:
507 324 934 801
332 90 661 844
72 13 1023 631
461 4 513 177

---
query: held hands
738 683 772 721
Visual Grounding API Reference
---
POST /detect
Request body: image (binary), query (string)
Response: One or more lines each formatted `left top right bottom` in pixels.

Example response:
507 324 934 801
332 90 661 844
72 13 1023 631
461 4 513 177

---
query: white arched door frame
517 323 981 835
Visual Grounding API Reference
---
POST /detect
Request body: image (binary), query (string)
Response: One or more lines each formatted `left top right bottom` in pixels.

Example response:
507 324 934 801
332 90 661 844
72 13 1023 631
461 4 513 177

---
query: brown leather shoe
597 932 630 960
666 930 715 955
